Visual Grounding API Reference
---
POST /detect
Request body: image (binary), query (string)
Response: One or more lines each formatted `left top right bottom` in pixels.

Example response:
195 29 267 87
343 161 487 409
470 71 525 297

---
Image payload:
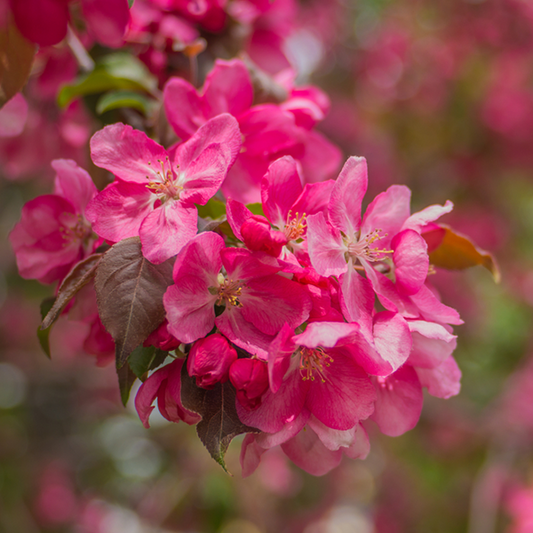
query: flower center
299 347 333 383
284 211 307 241
145 158 183 201
216 274 243 308
59 213 93 245
346 228 393 263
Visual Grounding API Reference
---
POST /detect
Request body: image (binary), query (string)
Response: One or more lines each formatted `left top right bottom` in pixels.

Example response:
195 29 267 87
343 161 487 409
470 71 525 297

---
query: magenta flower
229 358 270 410
187 334 238 389
236 322 377 434
163 231 312 357
9 159 98 284
226 155 334 262
86 114 241 263
135 359 201 428
9 0 130 47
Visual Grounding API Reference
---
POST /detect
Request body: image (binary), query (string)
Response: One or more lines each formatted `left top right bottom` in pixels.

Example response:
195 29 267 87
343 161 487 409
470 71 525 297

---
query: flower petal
392 229 429 296
307 212 347 277
52 159 97 214
82 0 130 48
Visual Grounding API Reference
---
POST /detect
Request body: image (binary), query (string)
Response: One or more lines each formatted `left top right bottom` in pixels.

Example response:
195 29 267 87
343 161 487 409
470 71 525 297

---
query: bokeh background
2 0 533 531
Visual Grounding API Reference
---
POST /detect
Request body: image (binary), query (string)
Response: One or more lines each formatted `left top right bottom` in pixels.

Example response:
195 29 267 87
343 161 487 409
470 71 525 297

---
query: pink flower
163 231 312 357
9 0 130 48
135 358 201 428
9 159 98 284
229 358 269 410
86 114 241 263
237 322 377 434
226 155 334 262
188 334 237 389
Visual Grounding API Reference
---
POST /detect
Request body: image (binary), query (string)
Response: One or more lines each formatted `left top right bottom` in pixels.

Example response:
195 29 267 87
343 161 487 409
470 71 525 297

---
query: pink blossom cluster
9 56 463 476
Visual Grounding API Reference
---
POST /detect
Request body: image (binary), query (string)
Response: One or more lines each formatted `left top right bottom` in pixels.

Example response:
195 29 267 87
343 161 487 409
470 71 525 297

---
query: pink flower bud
187 334 237 389
229 358 269 410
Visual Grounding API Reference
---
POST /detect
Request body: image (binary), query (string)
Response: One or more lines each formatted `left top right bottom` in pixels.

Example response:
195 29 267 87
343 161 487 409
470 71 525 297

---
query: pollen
145 157 182 201
284 211 307 241
217 277 244 307
347 228 393 263
299 347 333 383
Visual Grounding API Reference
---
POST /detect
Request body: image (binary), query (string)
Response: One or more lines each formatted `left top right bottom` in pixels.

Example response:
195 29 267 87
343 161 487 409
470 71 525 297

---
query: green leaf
117 363 137 406
196 197 227 219
37 297 56 359
128 0 135 6
58 54 157 108
128 345 168 380
180 363 260 472
96 90 156 115
0 22 36 107
246 203 265 217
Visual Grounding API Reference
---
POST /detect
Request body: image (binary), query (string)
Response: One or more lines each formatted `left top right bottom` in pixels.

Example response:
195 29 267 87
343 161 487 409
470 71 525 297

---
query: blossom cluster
8 56 469 475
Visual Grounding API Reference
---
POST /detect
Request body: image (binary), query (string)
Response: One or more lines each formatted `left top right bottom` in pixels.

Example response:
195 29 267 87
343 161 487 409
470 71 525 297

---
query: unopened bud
229 358 269 410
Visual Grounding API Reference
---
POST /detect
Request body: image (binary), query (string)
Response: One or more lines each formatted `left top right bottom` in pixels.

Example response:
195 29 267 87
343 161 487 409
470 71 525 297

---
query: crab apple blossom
188 334 238 389
9 0 130 47
229 358 270 410
226 155 334 263
163 231 312 357
135 358 201 428
9 159 98 284
85 113 241 263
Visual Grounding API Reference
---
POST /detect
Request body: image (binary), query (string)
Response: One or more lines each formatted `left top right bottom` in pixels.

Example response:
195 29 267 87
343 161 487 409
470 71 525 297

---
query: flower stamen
299 347 333 383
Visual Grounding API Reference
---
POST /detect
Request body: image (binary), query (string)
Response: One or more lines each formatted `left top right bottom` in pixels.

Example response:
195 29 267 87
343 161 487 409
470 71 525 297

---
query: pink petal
360 185 412 249
178 144 233 206
290 180 335 220
0 94 28 138
281 426 343 476
11 0 68 46
85 181 154 242
203 58 254 118
298 130 343 184
408 320 457 369
174 113 241 172
82 0 130 48
52 159 97 213
268 324 296 393
306 348 376 430
239 276 311 335
216 307 279 358
240 434 266 478
226 198 253 241
307 416 359 451
402 200 454 233
392 229 429 296
236 370 309 433
328 156 367 236
255 410 310 448
139 202 198 263
340 261 374 338
163 232 223 342
164 359 202 425
90 123 169 184
372 311 412 374
135 364 171 428
307 212 347 277
294 321 360 350
370 365 423 437
221 247 280 280
411 284 463 325
345 423 371 460
416 356 461 398
261 156 303 228
240 216 287 256
163 77 205 140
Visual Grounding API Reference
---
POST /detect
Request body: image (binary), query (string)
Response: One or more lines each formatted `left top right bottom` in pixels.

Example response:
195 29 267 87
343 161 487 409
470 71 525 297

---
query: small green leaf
118 363 137 406
58 54 157 108
128 345 168 380
37 297 56 359
246 203 265 217
96 90 156 115
128 0 135 6
196 197 227 219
